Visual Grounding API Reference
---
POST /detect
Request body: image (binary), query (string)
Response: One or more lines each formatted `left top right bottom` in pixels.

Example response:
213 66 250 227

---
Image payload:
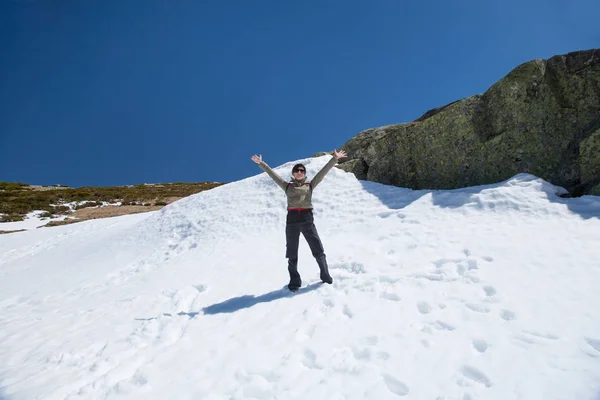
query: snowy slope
1 155 600 400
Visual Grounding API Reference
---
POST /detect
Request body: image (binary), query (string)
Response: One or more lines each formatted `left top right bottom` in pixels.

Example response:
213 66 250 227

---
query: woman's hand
333 149 347 160
251 154 263 164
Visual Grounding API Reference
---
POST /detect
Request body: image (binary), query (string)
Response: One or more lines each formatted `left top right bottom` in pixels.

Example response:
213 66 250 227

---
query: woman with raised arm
251 150 347 292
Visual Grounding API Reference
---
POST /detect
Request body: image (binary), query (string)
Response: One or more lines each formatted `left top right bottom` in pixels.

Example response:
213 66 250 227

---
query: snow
1 155 599 400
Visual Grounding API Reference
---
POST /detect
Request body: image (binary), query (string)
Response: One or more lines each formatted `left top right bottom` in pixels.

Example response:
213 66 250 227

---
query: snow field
1 156 599 399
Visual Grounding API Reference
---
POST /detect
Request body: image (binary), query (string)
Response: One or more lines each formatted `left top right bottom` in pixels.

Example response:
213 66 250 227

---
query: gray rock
337 49 600 196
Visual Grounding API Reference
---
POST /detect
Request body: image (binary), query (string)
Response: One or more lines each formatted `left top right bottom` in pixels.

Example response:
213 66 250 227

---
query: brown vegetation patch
0 181 224 227
44 205 162 227
0 229 26 235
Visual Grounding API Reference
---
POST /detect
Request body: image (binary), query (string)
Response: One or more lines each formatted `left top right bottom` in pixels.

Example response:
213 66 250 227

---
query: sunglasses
293 169 305 173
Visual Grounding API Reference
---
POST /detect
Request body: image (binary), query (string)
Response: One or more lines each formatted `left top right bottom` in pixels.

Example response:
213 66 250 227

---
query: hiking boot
316 255 333 284
288 258 301 290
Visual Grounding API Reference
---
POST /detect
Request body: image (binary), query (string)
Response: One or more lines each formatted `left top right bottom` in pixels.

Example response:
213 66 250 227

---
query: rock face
337 49 600 196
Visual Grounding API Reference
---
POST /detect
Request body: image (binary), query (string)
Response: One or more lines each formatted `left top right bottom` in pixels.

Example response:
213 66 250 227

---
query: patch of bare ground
0 229 26 235
44 198 179 227
44 206 159 227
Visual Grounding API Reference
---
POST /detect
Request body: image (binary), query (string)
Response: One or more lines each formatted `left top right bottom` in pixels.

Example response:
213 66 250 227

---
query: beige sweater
258 156 338 209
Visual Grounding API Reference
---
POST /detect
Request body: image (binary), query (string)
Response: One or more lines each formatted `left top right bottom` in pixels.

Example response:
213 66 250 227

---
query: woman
251 150 347 291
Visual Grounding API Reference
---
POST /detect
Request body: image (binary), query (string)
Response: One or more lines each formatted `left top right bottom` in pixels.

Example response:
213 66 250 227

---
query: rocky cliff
337 49 600 196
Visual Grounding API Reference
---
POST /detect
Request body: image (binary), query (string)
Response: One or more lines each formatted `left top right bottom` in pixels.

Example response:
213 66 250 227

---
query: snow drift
1 155 600 400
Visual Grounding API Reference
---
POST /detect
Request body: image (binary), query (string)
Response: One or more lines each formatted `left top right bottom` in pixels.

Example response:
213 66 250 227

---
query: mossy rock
338 49 600 195
589 183 600 196
580 127 600 184
337 159 369 180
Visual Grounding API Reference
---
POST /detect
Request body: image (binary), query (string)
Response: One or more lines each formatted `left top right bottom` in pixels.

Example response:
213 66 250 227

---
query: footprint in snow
417 301 431 314
472 339 488 353
465 303 490 313
422 320 456 334
433 258 457 269
483 286 496 297
193 284 207 293
342 305 354 319
514 334 537 346
513 331 558 347
378 275 400 284
295 325 316 342
323 299 334 308
382 373 410 396
301 348 323 370
464 249 494 263
350 338 389 361
435 321 456 331
500 309 516 321
584 337 600 353
351 346 371 361
381 292 401 302
460 366 492 388
466 259 478 270
522 330 559 340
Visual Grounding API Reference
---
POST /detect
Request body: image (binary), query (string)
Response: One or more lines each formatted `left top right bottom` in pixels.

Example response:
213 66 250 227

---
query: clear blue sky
1 0 598 187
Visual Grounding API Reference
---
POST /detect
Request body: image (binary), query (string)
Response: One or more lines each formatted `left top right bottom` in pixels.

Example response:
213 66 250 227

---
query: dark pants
285 209 332 289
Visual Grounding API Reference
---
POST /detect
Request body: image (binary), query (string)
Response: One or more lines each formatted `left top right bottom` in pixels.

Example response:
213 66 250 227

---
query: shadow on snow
202 282 323 315
0 379 9 400
135 282 323 320
358 174 600 219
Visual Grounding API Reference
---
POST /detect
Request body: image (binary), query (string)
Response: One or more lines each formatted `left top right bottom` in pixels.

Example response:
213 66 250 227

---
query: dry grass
44 196 184 227
0 181 224 231
45 205 163 227
0 229 26 235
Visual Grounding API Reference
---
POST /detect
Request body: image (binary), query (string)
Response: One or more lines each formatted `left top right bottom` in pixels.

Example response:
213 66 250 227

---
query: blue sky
1 0 598 187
